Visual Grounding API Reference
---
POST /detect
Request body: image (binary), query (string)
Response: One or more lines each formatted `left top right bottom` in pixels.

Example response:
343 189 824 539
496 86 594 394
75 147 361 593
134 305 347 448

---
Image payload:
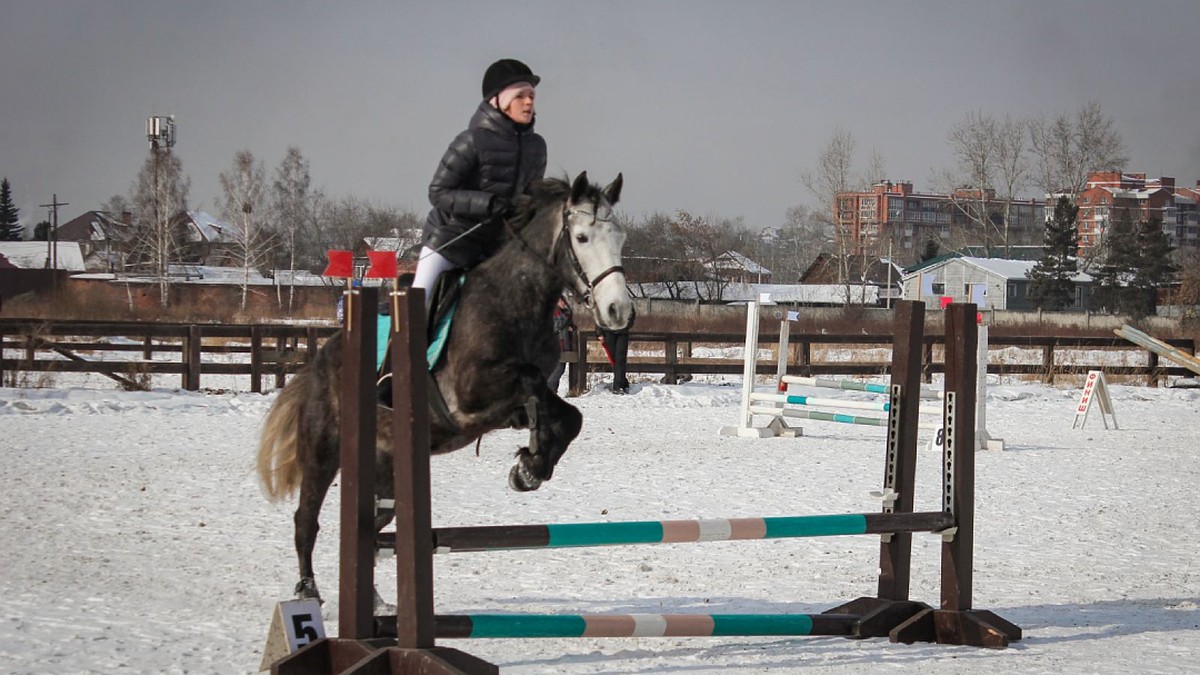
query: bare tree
937 111 1033 257
1030 100 1128 195
219 150 272 310
129 149 190 306
626 211 688 299
754 205 830 282
802 129 858 299
101 194 133 219
271 147 317 310
672 211 748 302
863 148 888 188
297 195 419 277
993 114 1032 254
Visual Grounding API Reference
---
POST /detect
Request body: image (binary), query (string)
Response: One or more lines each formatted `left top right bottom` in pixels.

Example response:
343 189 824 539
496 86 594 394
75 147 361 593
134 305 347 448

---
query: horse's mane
508 175 606 233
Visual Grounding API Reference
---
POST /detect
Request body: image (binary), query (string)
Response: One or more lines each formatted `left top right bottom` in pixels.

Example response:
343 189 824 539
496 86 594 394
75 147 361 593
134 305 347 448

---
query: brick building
1074 171 1199 250
835 181 1045 264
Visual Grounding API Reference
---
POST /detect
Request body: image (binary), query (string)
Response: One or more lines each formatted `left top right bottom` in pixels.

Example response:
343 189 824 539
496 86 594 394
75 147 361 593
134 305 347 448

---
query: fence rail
2 318 1195 392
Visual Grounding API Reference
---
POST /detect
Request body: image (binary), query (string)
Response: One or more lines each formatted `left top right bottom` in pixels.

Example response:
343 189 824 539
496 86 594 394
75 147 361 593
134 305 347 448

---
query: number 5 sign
259 599 326 671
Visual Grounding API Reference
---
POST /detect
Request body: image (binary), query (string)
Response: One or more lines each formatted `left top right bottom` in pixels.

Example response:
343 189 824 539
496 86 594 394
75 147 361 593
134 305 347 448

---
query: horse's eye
575 234 589 244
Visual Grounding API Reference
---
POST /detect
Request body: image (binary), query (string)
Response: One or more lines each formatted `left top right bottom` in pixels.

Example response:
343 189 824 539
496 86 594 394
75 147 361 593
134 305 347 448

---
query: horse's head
553 171 633 332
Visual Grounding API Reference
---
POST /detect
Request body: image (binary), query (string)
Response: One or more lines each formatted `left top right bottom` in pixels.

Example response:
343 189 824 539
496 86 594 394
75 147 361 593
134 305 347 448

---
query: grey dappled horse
257 173 632 601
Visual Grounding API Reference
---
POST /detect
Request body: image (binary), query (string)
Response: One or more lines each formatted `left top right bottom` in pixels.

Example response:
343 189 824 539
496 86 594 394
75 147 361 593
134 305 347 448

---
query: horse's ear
570 171 590 204
604 173 623 205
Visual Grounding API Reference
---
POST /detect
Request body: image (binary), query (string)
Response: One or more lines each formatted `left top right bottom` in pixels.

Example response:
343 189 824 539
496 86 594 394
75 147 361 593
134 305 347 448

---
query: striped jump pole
778 375 944 400
746 404 942 431
750 392 943 416
376 511 954 554
374 613 862 640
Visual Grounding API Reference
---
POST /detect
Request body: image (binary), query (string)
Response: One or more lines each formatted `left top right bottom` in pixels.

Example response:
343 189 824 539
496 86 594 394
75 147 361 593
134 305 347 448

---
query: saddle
375 270 465 423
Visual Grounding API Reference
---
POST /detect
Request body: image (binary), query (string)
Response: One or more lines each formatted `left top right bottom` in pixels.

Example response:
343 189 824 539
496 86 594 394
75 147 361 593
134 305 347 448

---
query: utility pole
39 194 69 290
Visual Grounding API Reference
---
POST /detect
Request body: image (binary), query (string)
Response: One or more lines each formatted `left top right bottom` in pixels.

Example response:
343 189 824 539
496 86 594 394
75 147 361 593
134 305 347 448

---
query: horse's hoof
295 577 322 604
508 463 542 492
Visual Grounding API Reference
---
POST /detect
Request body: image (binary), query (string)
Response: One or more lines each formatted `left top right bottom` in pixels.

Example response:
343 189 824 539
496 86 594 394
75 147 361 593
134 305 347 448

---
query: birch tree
802 129 858 300
218 150 271 310
129 149 190 306
271 146 314 310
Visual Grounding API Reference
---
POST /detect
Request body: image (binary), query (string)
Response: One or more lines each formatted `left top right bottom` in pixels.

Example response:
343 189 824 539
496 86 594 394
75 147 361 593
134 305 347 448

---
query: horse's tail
256 370 308 502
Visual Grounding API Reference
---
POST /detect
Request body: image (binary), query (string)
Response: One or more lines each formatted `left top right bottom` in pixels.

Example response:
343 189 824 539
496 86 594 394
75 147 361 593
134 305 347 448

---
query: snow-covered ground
2 370 1199 674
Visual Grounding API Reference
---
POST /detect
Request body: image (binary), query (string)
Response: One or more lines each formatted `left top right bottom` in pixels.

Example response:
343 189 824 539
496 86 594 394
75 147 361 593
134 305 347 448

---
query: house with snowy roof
172 210 241 265
900 256 1094 311
0 241 88 305
55 210 134 272
704 251 772 284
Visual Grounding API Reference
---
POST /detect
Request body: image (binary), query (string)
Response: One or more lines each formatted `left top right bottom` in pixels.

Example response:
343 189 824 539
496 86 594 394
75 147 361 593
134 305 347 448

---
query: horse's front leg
509 384 583 492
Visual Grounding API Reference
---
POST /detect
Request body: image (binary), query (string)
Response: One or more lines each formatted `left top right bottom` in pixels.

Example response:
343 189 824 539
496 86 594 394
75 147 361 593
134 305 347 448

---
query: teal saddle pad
375 277 463 373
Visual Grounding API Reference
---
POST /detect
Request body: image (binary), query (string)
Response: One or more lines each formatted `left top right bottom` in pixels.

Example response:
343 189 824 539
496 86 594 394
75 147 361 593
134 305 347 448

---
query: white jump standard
720 300 1004 451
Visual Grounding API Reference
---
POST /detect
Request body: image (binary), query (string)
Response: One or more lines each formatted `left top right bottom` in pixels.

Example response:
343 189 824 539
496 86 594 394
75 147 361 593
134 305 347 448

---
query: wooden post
184 325 201 391
663 334 678 385
876 300 924 601
390 288 436 649
1042 343 1055 385
250 326 263 394
338 286 377 639
940 302 977 613
567 333 587 396
305 327 319 366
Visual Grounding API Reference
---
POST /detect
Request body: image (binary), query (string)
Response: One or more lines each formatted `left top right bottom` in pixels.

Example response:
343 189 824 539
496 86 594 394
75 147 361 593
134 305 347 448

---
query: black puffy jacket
421 100 548 268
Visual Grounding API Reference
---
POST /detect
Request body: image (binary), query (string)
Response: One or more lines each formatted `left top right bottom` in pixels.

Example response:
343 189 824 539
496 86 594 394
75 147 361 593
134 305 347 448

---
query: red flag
939 295 953 309
364 250 398 279
322 250 354 278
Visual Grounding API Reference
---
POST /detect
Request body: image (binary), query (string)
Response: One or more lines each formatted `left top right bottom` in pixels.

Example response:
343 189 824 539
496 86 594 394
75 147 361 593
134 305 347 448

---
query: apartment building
834 180 1045 263
1075 171 1199 249
837 172 1200 262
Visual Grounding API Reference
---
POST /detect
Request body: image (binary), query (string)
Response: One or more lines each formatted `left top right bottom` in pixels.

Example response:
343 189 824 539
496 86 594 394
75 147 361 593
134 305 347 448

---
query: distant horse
256 172 632 601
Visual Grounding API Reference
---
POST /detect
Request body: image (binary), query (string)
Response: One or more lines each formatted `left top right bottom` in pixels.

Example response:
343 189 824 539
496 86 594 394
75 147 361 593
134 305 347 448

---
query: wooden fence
0 319 334 392
1 318 1195 393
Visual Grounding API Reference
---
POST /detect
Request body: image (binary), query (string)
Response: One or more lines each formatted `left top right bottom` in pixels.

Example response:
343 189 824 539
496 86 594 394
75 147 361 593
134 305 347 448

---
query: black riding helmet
482 58 541 100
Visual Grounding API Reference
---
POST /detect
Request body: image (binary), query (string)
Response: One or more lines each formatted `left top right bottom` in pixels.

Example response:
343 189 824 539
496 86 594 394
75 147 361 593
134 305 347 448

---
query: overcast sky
3 1 1199 233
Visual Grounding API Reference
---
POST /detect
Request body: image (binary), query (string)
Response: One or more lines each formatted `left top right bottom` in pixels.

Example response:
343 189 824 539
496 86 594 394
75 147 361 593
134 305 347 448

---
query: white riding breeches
412 246 456 308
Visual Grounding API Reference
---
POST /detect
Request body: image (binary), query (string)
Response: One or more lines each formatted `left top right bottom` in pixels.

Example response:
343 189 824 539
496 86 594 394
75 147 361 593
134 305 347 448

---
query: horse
256 172 632 602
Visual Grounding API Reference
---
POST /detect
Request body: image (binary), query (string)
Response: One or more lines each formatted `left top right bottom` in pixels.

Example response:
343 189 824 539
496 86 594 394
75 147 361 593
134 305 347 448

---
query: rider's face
504 87 536 124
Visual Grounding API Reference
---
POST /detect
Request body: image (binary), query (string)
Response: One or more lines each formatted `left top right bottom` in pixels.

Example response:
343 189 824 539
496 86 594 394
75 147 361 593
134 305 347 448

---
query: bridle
550 204 626 310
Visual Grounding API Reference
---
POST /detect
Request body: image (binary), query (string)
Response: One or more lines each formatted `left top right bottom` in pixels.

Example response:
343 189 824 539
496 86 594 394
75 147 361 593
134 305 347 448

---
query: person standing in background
599 305 635 394
548 295 574 392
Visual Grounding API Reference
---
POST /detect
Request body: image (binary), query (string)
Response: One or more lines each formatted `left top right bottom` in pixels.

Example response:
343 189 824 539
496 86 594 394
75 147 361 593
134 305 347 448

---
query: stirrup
376 373 393 409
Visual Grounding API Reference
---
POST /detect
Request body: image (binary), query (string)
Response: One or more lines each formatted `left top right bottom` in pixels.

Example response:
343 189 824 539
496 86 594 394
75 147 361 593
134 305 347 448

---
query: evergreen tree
1027 197 1079 311
0 178 22 241
1128 217 1175 318
33 220 51 241
1088 208 1139 314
